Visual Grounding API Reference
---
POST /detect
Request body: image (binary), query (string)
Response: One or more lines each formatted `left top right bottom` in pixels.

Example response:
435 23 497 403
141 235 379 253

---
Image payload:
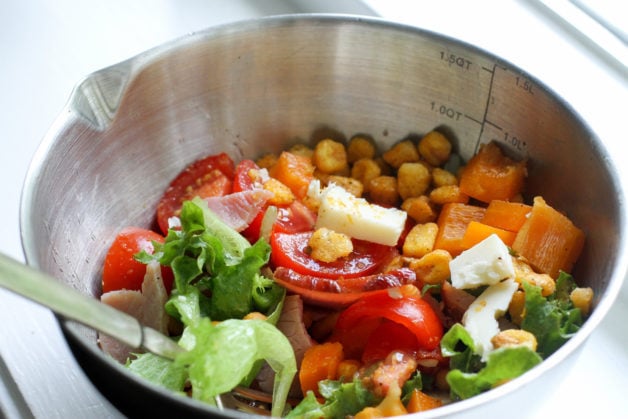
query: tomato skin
156 153 235 234
233 159 262 193
272 201 317 234
102 227 174 293
361 319 421 364
330 286 443 361
270 232 397 279
271 267 417 309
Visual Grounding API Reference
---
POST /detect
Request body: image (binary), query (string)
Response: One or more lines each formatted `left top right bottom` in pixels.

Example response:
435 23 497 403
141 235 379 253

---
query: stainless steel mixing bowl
20 14 627 419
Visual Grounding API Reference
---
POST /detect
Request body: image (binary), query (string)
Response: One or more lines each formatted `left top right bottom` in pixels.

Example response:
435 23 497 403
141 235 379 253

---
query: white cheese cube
312 182 406 246
449 234 515 289
462 278 518 360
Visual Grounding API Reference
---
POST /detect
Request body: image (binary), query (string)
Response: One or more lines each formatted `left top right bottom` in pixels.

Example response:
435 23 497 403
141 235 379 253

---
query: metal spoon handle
0 252 182 360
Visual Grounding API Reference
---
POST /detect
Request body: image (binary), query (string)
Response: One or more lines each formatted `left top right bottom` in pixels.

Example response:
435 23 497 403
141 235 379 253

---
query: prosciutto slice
204 189 273 232
256 295 315 397
99 261 169 363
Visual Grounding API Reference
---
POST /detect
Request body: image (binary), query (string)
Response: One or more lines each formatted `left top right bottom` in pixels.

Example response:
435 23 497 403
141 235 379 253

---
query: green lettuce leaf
173 316 296 417
129 197 295 416
286 379 379 419
521 272 583 358
126 352 188 393
440 323 484 374
137 197 284 321
446 346 542 399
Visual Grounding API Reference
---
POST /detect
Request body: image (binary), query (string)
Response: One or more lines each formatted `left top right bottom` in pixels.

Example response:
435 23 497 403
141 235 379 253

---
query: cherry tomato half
233 159 262 193
102 227 174 293
270 231 397 279
330 285 443 361
156 153 235 234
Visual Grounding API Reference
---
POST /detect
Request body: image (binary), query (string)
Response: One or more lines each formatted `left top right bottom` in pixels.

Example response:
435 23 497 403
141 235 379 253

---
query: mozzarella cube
462 278 518 360
449 234 515 289
311 182 406 246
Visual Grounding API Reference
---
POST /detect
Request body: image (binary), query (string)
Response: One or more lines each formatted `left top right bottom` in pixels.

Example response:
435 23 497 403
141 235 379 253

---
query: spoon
0 252 184 360
0 252 275 415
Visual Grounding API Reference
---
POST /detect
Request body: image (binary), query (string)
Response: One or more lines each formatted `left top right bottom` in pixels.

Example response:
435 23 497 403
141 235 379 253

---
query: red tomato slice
271 267 417 309
361 319 420 364
102 227 174 294
270 232 396 279
156 153 235 234
330 286 443 361
273 201 317 234
233 159 263 193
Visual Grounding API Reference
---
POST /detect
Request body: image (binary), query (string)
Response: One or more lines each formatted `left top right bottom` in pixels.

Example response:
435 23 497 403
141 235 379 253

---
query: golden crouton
508 290 526 325
309 228 353 263
351 158 381 193
289 143 314 159
347 135 377 163
402 223 439 258
255 153 278 169
408 249 452 285
327 175 364 197
491 329 538 351
397 162 431 200
429 185 469 205
418 131 452 166
263 178 295 206
513 256 556 297
367 175 399 207
432 167 458 187
570 287 594 316
313 139 348 174
382 140 420 169
401 196 437 223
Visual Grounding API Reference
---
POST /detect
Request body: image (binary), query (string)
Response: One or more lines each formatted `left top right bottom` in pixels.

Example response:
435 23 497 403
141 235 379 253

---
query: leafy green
286 379 380 419
401 371 425 404
130 197 295 416
126 352 188 393
178 320 295 415
137 197 284 321
521 272 583 358
441 272 585 400
440 323 484 373
446 346 542 399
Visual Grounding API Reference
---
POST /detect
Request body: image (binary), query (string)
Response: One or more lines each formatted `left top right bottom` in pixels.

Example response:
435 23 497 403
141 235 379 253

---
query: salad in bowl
98 129 591 418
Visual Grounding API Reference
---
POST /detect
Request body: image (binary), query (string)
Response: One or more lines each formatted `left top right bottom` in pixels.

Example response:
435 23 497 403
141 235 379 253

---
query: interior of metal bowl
19 14 626 419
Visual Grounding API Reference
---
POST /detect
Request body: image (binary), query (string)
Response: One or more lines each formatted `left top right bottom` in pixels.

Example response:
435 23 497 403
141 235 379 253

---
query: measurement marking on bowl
431 50 533 159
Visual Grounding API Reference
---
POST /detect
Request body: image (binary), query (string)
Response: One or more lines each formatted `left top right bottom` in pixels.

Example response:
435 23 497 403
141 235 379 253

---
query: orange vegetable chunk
406 388 443 413
434 203 486 257
299 342 344 397
459 141 527 203
269 151 315 199
461 221 517 249
482 200 532 232
512 196 585 278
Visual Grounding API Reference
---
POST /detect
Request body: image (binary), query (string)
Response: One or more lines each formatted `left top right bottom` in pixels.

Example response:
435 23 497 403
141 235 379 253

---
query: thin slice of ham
256 295 315 398
99 260 169 363
204 189 273 232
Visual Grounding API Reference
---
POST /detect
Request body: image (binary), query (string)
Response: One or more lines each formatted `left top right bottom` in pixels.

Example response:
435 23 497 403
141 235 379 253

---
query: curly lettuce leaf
446 346 542 399
170 289 296 417
286 379 379 419
521 272 583 358
137 197 284 320
440 323 484 374
130 197 294 415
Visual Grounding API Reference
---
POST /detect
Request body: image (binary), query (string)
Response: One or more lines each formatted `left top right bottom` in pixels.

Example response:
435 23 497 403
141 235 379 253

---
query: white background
1 1 626 418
